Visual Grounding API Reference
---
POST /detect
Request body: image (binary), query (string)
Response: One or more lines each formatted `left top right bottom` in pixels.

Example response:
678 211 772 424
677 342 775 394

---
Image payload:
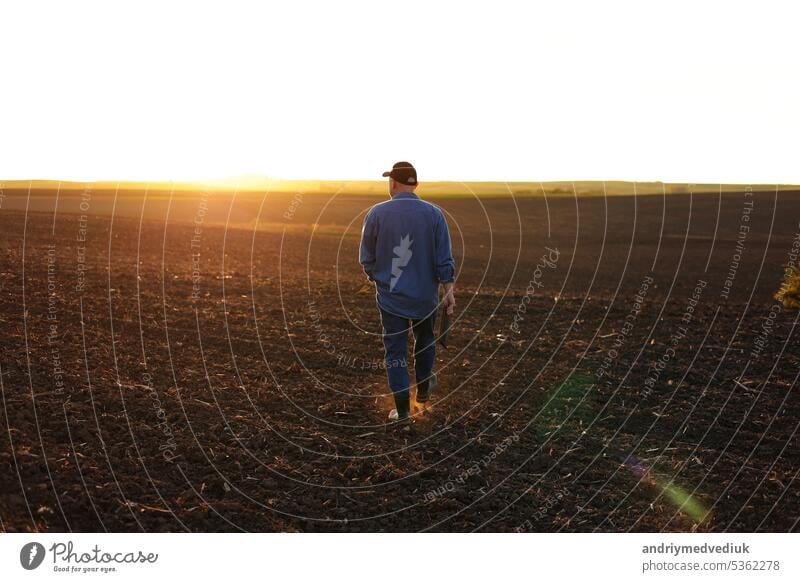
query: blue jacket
359 191 455 320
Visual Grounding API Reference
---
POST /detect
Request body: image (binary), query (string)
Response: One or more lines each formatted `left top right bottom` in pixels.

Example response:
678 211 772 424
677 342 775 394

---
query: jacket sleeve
434 209 455 283
359 208 377 281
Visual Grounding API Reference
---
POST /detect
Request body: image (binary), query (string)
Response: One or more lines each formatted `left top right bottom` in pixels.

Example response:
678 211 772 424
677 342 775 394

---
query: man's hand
442 282 456 315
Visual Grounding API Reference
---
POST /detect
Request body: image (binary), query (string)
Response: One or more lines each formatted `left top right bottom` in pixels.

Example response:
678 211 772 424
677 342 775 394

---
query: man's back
359 191 454 320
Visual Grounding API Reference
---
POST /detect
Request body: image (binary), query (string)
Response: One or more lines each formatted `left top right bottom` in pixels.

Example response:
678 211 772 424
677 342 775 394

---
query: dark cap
381 161 417 186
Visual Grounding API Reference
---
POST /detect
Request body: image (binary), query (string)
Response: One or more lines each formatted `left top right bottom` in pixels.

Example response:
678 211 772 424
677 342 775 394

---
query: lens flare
535 372 596 437
625 455 711 524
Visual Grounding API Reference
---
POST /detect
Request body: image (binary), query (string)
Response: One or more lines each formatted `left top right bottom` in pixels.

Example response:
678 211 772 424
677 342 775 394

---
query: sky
1 0 799 184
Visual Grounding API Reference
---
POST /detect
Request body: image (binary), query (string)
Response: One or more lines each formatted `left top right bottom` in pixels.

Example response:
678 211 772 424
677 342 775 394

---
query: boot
388 391 411 422
416 373 437 403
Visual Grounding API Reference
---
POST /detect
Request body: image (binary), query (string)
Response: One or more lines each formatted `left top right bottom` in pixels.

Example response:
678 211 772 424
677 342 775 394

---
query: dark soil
1 187 798 532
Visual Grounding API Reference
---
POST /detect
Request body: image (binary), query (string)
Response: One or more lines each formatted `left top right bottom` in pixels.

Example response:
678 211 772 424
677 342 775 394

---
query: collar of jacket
391 190 419 200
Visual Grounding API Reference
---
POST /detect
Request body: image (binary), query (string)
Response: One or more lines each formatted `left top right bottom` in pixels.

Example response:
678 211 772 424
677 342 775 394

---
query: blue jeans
379 308 437 395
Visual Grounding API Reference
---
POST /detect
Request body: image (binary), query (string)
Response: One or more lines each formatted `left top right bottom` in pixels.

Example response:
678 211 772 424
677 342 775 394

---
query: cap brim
381 171 392 177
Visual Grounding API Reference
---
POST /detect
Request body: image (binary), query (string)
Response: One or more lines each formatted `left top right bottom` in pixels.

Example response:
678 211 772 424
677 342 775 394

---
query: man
359 161 456 423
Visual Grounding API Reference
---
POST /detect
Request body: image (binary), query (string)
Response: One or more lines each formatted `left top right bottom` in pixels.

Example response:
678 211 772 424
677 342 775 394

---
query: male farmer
359 161 456 423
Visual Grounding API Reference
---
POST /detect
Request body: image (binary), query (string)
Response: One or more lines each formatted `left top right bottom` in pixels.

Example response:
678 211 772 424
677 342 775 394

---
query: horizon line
2 178 799 188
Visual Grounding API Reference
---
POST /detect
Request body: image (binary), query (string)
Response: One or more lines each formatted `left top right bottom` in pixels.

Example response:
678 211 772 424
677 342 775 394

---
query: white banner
1 533 797 581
